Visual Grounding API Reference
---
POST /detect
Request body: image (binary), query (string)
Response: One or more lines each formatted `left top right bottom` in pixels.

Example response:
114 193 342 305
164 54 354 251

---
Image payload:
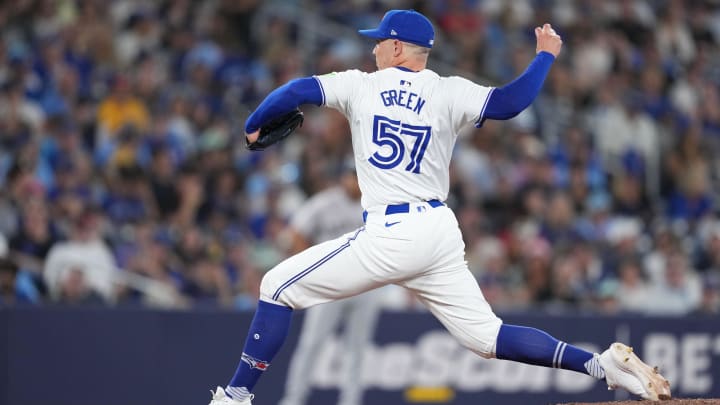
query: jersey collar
394 66 419 73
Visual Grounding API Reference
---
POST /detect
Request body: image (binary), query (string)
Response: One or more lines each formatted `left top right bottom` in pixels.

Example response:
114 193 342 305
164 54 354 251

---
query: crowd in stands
0 0 719 316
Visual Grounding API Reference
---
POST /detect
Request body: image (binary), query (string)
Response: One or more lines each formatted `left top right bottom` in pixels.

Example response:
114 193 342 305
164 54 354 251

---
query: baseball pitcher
209 10 671 404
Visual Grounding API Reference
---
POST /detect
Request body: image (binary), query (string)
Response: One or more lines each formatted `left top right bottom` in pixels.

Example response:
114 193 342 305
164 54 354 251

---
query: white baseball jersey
315 68 493 209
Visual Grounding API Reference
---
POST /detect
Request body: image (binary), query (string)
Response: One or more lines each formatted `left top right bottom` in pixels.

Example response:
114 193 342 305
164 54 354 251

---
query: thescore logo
311 330 599 393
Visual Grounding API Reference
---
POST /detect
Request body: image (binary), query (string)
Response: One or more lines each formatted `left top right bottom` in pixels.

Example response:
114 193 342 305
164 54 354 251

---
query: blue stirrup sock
495 324 605 379
226 300 293 399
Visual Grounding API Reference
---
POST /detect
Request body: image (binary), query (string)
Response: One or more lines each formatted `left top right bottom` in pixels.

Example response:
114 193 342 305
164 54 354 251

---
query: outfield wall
1 307 718 405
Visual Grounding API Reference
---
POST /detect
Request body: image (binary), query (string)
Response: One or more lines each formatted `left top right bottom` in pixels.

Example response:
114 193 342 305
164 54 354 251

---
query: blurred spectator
173 164 204 227
10 198 57 270
603 217 643 277
115 10 161 67
149 146 180 219
113 221 185 308
0 256 35 306
102 165 155 225
181 255 234 307
97 74 149 137
695 222 720 273
539 191 580 247
43 209 118 304
593 90 659 181
520 236 553 303
664 127 714 222
656 1 696 65
0 82 44 135
55 265 106 306
614 259 652 313
644 222 684 285
697 273 720 314
576 192 613 242
645 253 703 315
611 173 651 219
551 253 586 306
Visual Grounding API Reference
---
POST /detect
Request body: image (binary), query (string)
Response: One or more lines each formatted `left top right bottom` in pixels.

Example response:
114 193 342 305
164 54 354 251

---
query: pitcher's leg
401 266 502 358
401 266 604 378
495 324 603 377
495 325 670 399
225 228 378 401
225 300 293 400
260 228 380 309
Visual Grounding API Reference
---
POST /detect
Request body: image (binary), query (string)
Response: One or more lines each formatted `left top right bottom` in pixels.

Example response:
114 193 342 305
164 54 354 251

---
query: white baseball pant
261 201 503 357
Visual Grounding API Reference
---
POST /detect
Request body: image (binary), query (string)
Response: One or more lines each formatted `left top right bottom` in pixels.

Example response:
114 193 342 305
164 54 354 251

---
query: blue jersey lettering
413 97 426 114
380 90 393 106
397 90 406 106
378 89 426 115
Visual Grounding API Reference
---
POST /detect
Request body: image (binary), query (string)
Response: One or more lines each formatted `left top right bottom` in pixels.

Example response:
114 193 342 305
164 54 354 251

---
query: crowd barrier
1 307 718 405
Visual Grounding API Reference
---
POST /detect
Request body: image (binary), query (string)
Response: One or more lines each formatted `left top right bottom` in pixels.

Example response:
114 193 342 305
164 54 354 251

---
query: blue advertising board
1 307 718 405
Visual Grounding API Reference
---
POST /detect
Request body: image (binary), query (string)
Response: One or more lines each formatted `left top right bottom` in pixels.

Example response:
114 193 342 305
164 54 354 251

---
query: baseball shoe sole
599 342 671 401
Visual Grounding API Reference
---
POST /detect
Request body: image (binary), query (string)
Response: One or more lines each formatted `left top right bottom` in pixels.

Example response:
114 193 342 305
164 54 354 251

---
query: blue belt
363 199 444 222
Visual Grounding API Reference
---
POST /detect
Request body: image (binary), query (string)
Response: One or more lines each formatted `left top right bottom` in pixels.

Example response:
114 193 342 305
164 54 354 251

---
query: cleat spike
599 342 672 401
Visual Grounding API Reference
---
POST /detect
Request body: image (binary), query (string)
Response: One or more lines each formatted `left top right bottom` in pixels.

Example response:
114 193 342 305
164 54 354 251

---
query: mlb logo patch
400 80 412 87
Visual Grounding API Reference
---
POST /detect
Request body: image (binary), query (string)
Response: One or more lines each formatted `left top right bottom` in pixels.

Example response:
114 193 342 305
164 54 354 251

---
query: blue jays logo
241 353 270 371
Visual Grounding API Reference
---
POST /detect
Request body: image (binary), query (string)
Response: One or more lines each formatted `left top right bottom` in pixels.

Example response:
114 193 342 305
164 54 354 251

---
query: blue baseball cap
358 10 435 48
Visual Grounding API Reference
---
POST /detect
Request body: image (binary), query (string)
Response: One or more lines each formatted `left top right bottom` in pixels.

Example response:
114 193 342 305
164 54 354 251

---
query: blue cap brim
358 29 386 39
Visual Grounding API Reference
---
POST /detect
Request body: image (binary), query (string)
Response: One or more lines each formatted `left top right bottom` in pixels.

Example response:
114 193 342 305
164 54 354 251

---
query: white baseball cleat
208 386 253 405
598 343 671 401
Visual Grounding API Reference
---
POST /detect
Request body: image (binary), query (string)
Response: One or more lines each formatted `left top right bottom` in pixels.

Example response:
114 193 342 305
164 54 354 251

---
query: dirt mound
559 400 720 405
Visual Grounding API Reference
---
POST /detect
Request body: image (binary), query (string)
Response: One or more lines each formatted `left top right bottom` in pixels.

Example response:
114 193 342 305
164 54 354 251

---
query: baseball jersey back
316 68 493 209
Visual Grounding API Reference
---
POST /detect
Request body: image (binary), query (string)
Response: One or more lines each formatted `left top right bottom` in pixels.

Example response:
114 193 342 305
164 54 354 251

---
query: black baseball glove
246 109 304 151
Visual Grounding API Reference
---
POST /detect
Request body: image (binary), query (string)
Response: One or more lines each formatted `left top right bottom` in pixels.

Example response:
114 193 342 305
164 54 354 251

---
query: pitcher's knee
453 316 503 359
259 270 295 308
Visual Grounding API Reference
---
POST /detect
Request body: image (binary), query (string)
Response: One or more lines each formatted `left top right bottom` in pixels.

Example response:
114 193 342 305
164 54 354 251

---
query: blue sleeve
245 77 323 133
483 51 555 121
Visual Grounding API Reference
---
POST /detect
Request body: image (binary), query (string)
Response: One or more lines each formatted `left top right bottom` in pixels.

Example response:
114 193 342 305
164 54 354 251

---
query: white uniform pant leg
390 205 503 358
260 227 384 309
279 301 346 405
400 265 502 358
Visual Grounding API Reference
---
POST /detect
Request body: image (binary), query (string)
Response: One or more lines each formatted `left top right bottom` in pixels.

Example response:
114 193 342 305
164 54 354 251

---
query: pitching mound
559 400 720 405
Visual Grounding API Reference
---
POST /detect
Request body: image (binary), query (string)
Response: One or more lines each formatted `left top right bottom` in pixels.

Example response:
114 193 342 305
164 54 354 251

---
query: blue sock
226 300 293 399
495 324 604 378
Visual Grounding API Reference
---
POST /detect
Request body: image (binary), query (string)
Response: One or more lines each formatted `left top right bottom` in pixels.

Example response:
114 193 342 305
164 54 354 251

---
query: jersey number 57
369 115 432 174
